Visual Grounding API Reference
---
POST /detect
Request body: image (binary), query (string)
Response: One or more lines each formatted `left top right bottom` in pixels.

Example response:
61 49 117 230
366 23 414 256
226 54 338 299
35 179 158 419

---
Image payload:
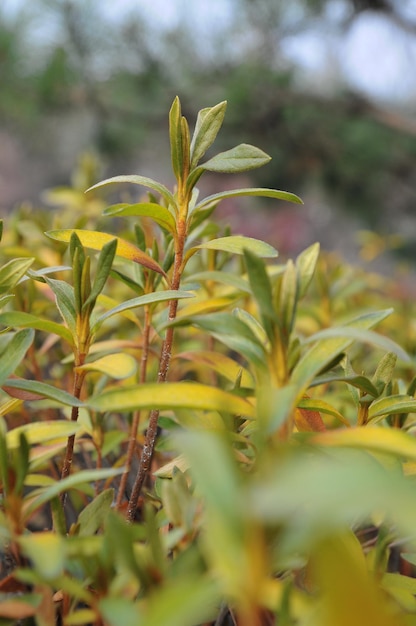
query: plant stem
116 305 151 509
60 365 85 505
126 218 186 521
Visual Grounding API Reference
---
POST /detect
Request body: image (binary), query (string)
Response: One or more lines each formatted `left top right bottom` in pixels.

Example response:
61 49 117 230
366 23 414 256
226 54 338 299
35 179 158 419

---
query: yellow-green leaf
76 353 137 379
312 427 416 462
6 420 82 448
88 382 255 418
46 229 166 277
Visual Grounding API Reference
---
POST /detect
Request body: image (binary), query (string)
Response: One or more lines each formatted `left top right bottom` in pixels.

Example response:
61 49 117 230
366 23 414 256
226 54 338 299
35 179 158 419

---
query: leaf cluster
0 98 416 626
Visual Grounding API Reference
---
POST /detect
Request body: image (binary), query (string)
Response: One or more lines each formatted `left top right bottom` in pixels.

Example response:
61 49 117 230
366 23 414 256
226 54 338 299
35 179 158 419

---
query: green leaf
6 420 81 449
176 350 254 387
44 277 77 335
92 289 194 330
26 467 123 514
88 382 255 418
46 229 166 277
279 259 298 337
3 378 84 406
291 309 394 393
303 327 409 362
186 270 251 294
368 395 416 422
0 328 34 386
296 243 320 298
0 257 35 294
196 187 303 211
169 96 184 181
76 353 137 379
297 397 350 427
0 310 73 345
77 488 114 536
311 370 379 397
99 598 143 626
190 101 227 169
19 532 64 579
181 312 266 367
243 250 275 324
201 143 271 173
83 238 117 311
86 174 176 208
193 235 277 258
103 203 176 234
372 352 397 392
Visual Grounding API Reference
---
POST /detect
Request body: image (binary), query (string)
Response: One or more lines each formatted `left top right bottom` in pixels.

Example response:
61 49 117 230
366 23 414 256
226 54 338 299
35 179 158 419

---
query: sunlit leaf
175 350 254 387
88 382 255 418
6 420 82 449
76 353 137 379
312 426 416 462
46 229 166 277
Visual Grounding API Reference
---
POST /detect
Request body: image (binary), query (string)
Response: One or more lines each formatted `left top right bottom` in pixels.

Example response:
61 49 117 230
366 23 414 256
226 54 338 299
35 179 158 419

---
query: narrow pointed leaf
313 426 416 462
297 397 350 427
26 467 123 514
103 203 176 234
368 395 416 421
201 143 271 173
176 350 254 387
190 101 227 168
44 277 77 334
76 353 137 379
0 258 35 294
93 289 194 329
83 238 117 310
296 242 320 298
86 174 175 207
3 378 84 406
0 311 73 344
88 382 255 418
187 270 251 294
193 235 277 258
311 371 379 397
0 328 34 386
196 187 303 211
6 420 82 449
46 229 166 277
291 309 394 393
304 327 409 362
169 96 184 180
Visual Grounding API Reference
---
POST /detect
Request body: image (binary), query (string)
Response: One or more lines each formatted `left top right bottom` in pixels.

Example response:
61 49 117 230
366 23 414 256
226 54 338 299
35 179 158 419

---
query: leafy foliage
1 98 416 626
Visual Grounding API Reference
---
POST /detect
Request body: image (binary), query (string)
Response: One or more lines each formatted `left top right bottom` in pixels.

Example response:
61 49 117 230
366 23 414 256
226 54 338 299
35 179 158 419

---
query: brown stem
116 306 151 509
126 219 186 521
60 367 86 505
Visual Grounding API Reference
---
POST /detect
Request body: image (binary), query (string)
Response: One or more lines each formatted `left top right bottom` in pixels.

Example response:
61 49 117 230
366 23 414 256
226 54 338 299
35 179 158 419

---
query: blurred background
1 0 415 267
